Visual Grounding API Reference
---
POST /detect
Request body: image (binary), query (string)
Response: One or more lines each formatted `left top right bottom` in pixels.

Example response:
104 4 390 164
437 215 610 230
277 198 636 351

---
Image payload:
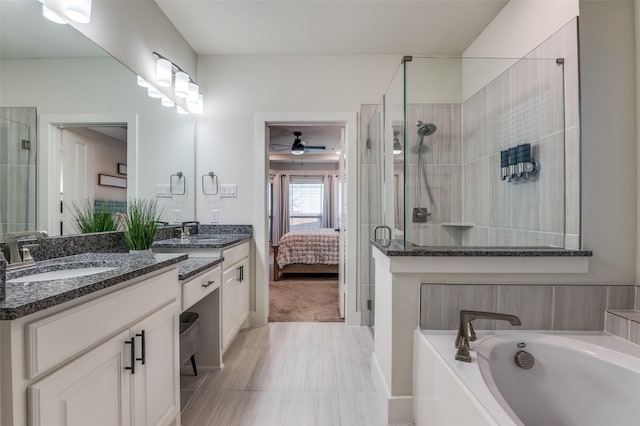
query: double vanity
0 227 251 426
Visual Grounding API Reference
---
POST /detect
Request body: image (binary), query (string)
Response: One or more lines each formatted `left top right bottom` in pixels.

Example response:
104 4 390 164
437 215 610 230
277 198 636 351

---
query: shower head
416 121 437 137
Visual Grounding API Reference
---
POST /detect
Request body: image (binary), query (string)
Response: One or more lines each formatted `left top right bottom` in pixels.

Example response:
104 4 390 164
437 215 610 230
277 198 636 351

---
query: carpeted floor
269 272 343 322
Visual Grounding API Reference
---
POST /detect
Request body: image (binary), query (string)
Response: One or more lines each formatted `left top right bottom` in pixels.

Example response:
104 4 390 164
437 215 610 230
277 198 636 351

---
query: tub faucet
455 310 521 363
3 230 48 266
180 221 199 239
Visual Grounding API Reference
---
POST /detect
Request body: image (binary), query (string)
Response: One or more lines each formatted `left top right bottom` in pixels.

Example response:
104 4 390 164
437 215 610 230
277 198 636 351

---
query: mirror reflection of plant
123 199 162 251
71 200 118 234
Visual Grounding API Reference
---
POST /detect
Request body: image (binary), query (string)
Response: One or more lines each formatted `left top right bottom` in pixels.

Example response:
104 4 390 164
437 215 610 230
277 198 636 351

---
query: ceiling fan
271 131 326 155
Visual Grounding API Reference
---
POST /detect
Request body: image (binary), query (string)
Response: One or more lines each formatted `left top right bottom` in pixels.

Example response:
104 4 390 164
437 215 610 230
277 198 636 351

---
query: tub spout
455 310 521 363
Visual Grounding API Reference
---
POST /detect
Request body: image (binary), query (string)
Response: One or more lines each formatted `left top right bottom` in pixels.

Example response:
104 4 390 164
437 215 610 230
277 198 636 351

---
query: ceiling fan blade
304 145 326 150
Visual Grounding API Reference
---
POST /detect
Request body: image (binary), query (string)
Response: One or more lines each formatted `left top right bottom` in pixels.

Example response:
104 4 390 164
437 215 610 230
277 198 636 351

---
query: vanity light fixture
147 86 162 99
42 5 67 24
189 93 204 115
176 105 188 115
174 71 190 98
161 95 175 107
137 76 150 88
63 0 92 24
156 58 172 87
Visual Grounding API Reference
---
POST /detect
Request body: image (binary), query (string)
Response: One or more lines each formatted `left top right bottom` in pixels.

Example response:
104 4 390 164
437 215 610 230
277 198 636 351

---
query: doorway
253 112 359 327
267 124 343 322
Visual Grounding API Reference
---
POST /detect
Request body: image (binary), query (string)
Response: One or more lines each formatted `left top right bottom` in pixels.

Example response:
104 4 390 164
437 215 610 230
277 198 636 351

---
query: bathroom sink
8 267 118 283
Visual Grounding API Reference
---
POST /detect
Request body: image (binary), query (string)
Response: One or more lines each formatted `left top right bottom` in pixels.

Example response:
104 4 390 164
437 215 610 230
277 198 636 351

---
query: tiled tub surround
606 309 640 345
420 283 633 332
0 252 187 320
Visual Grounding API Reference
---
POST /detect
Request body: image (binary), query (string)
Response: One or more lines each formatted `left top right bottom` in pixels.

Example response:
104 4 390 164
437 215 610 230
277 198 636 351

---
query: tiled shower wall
420 283 634 331
461 19 579 248
0 107 37 239
404 104 463 246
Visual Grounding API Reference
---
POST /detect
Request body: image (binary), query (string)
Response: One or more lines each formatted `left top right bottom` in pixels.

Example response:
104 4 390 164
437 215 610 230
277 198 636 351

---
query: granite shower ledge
0 252 187 320
152 234 251 249
178 257 224 281
371 239 593 257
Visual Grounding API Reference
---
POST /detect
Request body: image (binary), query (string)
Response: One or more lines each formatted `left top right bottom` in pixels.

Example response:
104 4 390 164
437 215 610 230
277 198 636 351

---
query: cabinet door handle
237 266 242 282
125 337 135 374
136 330 146 365
202 279 215 288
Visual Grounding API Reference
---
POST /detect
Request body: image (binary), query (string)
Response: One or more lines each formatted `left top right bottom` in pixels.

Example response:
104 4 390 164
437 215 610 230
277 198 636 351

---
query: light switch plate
155 184 172 198
220 184 237 197
173 209 182 222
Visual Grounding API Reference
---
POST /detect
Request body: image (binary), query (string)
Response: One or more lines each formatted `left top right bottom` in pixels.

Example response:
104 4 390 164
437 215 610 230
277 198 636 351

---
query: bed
273 228 339 281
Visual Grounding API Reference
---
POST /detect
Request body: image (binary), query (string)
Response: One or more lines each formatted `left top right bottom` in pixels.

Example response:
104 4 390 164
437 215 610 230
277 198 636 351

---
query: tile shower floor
179 322 387 426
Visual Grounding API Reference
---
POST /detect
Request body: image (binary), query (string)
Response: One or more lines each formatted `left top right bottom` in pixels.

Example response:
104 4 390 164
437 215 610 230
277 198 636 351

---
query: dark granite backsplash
198 224 253 235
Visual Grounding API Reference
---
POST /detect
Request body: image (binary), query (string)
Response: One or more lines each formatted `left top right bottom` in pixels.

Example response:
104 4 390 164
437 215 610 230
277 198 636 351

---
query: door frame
253 112 360 326
38 113 137 235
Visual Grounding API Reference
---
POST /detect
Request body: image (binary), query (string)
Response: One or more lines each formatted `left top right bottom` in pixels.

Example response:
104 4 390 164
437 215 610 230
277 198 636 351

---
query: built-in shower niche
376 19 579 249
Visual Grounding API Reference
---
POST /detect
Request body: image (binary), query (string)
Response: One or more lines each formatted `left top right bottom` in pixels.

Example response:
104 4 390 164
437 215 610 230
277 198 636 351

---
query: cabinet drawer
222 241 249 267
26 269 178 379
182 265 221 311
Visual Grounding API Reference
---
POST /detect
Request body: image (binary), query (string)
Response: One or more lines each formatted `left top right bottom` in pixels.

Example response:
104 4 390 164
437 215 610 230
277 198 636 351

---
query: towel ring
202 172 219 195
170 171 186 195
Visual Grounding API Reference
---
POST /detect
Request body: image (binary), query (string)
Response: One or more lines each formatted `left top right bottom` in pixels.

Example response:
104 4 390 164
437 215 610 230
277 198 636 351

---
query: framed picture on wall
117 163 127 175
98 174 127 188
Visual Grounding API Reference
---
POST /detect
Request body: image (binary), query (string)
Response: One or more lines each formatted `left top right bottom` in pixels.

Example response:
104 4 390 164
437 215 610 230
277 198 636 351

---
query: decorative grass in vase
123 199 162 251
71 200 118 234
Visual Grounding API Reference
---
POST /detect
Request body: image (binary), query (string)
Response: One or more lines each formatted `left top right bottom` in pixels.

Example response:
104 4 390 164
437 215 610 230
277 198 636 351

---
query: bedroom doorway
267 124 344 322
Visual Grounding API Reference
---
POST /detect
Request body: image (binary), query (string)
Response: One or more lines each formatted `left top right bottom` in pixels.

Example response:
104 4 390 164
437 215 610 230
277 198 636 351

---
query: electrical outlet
220 184 237 197
173 209 182 222
210 209 219 223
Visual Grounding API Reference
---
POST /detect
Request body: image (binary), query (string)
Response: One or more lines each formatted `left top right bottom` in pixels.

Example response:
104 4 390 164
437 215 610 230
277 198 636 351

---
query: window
289 177 323 230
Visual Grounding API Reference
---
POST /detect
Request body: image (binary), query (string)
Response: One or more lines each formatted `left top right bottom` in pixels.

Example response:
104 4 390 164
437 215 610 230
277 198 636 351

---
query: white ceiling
269 125 342 162
155 0 509 56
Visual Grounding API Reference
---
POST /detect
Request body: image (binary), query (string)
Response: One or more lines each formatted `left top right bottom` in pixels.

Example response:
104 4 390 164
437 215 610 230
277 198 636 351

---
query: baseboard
371 352 414 424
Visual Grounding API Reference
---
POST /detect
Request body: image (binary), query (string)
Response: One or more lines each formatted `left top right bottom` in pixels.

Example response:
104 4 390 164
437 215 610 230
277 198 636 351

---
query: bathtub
413 330 640 426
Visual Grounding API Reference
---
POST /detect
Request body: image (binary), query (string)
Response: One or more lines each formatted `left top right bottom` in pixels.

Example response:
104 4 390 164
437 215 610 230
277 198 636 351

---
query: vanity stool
179 311 201 376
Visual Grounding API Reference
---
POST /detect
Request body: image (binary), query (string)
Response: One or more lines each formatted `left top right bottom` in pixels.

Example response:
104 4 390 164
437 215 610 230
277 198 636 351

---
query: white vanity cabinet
0 268 181 426
221 242 250 352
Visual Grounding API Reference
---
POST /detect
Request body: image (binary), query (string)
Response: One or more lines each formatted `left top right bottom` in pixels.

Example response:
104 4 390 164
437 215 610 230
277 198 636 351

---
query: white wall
0 57 196 228
194 54 401 224
462 0 579 99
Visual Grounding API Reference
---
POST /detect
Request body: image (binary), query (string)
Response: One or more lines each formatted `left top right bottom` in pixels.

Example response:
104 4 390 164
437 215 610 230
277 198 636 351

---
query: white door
28 330 131 426
61 128 89 235
221 266 237 351
237 258 250 326
338 127 346 318
131 302 180 426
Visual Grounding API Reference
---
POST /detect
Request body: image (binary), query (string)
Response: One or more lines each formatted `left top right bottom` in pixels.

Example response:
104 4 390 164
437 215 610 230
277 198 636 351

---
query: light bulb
176 105 188 115
174 71 189 98
63 0 92 24
156 58 172 88
42 5 68 24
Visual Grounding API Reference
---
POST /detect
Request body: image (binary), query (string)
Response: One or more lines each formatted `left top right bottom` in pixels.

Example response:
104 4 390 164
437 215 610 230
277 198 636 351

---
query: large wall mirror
0 0 196 238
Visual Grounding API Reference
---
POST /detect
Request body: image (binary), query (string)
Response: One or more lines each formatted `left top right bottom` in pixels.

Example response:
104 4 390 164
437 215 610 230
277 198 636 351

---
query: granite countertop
152 233 251 249
0 252 187 320
371 239 593 257
178 257 224 281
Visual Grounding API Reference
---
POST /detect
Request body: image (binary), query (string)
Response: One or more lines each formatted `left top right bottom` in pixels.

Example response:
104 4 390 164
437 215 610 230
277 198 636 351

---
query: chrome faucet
455 310 521 363
180 221 199 239
3 230 48 265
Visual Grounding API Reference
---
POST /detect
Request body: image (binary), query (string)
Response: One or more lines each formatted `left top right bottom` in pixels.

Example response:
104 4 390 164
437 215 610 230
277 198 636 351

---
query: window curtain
271 173 290 246
323 174 340 229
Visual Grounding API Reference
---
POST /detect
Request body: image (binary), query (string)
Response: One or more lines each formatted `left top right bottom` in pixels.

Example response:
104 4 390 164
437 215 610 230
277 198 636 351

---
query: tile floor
179 322 388 426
